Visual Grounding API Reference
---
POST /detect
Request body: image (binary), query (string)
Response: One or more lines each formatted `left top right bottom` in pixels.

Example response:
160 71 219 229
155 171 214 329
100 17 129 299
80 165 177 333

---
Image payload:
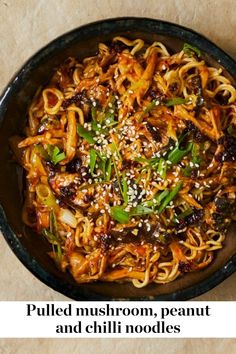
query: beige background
0 0 236 352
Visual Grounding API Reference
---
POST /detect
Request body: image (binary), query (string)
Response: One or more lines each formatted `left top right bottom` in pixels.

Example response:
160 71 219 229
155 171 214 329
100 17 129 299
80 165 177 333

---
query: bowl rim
1 17 236 301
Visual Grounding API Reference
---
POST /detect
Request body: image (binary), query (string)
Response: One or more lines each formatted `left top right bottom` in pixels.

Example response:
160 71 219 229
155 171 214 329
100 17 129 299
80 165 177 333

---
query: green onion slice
177 208 193 220
129 205 153 216
122 172 128 205
158 181 183 213
35 144 50 160
77 124 95 144
89 148 97 175
105 158 112 181
165 97 189 106
110 206 130 224
183 43 201 58
47 145 65 165
157 158 167 179
167 142 193 164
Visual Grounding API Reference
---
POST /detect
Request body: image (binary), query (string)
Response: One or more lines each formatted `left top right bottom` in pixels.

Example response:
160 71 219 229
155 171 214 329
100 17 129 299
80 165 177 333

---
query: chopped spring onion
99 158 107 179
105 158 112 181
167 142 193 164
177 208 193 220
93 150 112 181
89 148 97 175
122 172 128 205
91 106 97 120
77 123 95 144
42 210 62 262
142 96 188 116
155 189 169 206
47 145 65 164
157 158 167 179
104 96 118 127
110 206 130 224
135 156 159 170
49 210 57 234
110 204 153 223
35 144 50 160
129 205 153 216
183 43 201 58
183 165 192 177
91 107 102 132
59 208 77 228
35 183 57 207
144 99 160 114
182 143 201 176
165 97 189 106
91 105 105 131
42 229 60 245
104 110 117 127
191 143 201 165
112 156 123 197
111 140 122 161
142 189 169 208
158 181 183 213
91 120 101 132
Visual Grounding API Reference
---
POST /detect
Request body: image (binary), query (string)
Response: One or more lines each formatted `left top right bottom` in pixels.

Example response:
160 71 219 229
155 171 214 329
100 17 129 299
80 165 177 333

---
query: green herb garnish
135 156 159 170
129 205 153 216
182 143 201 176
110 204 153 223
183 165 192 177
91 149 112 181
158 181 183 213
91 106 97 120
104 96 118 127
155 190 169 206
142 189 169 208
77 123 95 144
122 172 128 205
35 144 50 160
144 99 159 113
177 208 193 220
191 143 201 165
47 145 65 165
112 156 123 196
183 43 201 58
89 148 97 175
105 158 112 181
167 142 193 164
110 206 130 224
49 210 57 234
42 229 59 245
165 97 189 106
43 211 62 263
157 158 167 179
111 140 122 162
91 120 101 132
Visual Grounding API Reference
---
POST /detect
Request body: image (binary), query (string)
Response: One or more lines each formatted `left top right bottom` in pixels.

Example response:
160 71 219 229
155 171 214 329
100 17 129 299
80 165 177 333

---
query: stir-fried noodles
14 37 236 287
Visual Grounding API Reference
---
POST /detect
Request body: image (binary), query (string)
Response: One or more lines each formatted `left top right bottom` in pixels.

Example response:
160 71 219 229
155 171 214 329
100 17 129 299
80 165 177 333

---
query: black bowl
1 17 236 300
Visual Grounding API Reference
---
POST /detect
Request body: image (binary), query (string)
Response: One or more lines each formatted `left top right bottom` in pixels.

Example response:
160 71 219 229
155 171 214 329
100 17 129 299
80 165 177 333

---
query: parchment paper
0 0 236 352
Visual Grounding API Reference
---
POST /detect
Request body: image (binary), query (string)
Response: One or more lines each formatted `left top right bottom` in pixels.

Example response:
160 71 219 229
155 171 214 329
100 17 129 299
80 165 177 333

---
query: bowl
0 17 236 300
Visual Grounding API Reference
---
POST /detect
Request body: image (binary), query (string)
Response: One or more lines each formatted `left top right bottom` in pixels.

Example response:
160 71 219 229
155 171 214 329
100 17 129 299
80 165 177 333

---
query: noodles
16 37 236 287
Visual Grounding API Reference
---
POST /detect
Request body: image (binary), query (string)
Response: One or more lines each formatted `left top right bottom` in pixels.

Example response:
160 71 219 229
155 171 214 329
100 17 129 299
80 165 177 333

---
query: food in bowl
13 36 236 288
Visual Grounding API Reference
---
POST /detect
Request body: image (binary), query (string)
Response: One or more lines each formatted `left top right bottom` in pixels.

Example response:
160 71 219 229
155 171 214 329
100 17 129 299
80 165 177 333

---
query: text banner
0 301 235 338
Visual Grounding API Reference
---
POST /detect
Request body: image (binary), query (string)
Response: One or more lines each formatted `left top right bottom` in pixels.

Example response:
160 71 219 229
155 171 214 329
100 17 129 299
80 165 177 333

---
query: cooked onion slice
59 208 77 228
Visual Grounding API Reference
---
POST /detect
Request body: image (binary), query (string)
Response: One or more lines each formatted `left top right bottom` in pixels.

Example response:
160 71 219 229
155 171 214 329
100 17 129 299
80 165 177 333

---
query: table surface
0 0 236 352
